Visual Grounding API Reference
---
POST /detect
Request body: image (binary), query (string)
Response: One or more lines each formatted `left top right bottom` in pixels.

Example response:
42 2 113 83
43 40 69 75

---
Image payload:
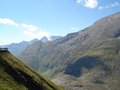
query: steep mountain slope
0 51 62 90
20 13 120 76
19 12 120 89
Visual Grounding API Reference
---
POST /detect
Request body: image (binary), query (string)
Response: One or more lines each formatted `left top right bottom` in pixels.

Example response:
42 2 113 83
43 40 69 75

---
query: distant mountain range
19 12 120 90
0 36 62 56
50 36 62 40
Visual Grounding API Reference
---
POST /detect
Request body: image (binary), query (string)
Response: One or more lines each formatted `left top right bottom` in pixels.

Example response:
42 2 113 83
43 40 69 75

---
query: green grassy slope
0 51 62 90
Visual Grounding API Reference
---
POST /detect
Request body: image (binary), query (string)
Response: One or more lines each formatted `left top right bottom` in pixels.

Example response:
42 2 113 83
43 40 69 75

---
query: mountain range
19 12 120 90
1 36 62 56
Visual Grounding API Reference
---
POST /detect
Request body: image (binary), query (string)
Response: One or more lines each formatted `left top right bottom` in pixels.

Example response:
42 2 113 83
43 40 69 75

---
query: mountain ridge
1 36 62 56
19 12 120 90
19 12 120 73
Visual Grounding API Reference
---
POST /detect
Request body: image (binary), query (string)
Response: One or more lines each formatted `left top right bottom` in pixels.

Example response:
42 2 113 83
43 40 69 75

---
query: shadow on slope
65 56 108 77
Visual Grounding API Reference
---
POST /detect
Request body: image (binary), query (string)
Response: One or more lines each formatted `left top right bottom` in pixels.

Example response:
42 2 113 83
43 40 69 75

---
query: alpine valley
18 12 120 90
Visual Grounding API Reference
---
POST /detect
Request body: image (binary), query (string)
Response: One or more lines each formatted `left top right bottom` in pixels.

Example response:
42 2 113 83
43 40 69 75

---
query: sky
0 0 120 45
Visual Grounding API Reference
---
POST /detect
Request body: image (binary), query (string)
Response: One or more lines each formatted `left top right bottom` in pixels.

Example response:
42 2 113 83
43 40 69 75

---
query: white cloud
84 0 98 8
23 28 51 39
99 2 120 10
98 6 103 10
21 24 38 32
76 0 81 4
21 23 51 39
0 18 51 39
76 0 98 9
0 40 11 45
0 18 19 27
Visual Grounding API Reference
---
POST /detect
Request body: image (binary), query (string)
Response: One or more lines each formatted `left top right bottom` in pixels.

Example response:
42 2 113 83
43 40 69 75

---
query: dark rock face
113 28 120 38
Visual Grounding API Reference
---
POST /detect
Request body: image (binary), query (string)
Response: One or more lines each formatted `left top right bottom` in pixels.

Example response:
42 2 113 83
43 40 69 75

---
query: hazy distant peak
29 39 39 44
50 36 62 41
40 36 49 42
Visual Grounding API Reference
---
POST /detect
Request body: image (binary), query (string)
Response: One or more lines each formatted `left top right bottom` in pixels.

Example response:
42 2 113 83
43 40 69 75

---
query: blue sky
0 0 120 45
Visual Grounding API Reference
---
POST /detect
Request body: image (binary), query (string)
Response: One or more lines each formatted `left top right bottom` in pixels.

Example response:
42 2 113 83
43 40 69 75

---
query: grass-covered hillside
0 51 62 90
